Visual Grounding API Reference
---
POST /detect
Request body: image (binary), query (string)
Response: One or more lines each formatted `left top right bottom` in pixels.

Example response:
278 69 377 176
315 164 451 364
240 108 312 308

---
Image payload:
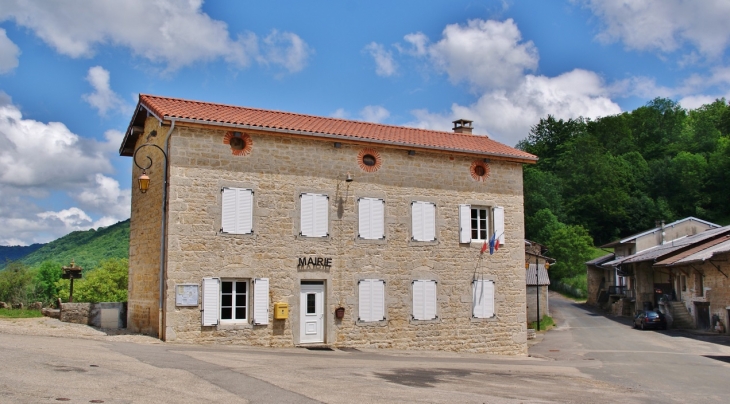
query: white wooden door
300 283 325 344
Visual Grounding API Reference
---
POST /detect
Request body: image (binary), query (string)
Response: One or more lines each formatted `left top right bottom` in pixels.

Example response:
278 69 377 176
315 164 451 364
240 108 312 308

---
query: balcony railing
607 286 635 299
609 286 629 296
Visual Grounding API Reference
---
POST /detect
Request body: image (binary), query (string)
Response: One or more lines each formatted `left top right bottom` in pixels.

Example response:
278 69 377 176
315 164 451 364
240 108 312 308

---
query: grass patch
588 246 612 260
554 290 587 303
0 308 43 318
528 315 555 331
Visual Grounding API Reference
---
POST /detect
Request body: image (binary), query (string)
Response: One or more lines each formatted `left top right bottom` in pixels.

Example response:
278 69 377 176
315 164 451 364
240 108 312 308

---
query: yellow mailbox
274 302 289 320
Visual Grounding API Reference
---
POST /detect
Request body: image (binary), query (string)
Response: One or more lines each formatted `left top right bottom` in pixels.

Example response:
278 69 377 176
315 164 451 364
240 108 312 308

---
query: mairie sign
298 257 332 268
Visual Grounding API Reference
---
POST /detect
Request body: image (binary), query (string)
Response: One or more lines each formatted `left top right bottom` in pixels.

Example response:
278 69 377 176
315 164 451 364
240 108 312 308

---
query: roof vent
452 119 473 134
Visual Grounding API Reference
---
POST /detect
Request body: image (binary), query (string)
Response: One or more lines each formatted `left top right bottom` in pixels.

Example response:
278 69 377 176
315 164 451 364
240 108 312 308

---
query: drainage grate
338 347 361 353
305 346 334 351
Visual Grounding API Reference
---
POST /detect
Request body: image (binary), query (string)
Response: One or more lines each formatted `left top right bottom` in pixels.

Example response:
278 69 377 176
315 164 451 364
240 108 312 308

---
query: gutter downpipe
159 119 175 340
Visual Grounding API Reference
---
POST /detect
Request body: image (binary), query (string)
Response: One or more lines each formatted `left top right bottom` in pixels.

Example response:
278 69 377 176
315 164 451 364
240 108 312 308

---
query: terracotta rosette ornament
470 160 490 182
223 131 253 156
357 148 382 173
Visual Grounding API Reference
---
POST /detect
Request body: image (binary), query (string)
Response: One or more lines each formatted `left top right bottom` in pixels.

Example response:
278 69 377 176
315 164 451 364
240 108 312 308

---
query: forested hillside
518 98 730 293
1 219 130 271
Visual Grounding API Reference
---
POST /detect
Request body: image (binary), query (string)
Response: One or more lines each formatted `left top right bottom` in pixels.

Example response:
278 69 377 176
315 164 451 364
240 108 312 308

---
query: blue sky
1 0 729 245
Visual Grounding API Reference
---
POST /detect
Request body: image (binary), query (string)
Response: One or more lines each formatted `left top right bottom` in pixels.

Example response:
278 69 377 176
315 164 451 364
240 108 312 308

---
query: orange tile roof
121 94 537 162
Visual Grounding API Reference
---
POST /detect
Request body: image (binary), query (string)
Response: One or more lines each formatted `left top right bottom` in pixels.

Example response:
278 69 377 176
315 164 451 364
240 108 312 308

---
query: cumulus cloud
364 42 398 77
260 30 312 73
0 0 311 72
397 19 619 145
82 66 130 116
0 97 113 187
581 0 730 58
0 94 130 245
360 105 390 123
0 28 20 73
424 19 538 91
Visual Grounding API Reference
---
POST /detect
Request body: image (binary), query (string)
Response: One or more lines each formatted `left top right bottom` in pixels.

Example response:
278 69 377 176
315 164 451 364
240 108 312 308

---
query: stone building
586 217 719 313
525 240 553 323
119 94 537 354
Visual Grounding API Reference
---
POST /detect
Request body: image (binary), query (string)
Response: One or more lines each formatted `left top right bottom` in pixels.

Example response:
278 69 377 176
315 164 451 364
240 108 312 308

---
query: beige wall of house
635 220 715 252
130 122 529 354
673 254 730 333
127 117 168 336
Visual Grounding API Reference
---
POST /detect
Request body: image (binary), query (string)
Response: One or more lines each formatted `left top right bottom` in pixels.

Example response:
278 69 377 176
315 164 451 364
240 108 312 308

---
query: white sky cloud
0 28 20 74
424 19 539 91
364 42 397 77
260 30 312 73
0 94 129 245
0 0 311 72
360 105 390 123
82 66 130 116
399 19 620 145
581 0 730 58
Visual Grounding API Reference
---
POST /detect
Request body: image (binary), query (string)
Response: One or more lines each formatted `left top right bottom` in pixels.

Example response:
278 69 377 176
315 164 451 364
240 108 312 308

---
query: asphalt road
530 294 730 403
1 296 729 403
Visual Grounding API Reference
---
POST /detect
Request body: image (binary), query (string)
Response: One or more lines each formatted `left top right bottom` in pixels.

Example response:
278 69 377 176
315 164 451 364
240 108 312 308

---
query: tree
56 258 128 303
546 225 594 282
0 261 34 304
34 261 62 305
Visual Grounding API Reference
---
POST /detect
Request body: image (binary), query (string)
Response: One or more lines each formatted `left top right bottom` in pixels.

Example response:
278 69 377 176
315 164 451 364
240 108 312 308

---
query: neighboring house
525 240 553 323
587 218 726 329
119 94 537 353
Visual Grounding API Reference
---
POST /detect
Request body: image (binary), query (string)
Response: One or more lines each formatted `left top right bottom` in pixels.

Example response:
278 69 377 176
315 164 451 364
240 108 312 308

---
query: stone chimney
452 119 473 134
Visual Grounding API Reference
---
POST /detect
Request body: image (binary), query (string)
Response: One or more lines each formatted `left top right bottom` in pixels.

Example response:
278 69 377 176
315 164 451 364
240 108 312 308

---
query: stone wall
586 265 604 306
60 303 127 329
675 253 730 334
148 124 528 354
127 117 167 337
526 285 549 323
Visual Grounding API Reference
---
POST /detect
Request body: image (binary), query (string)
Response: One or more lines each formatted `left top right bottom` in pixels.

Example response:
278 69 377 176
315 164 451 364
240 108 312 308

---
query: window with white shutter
221 187 253 234
358 279 385 322
300 193 329 237
459 204 471 243
412 280 437 320
411 201 436 241
253 278 269 325
472 279 495 318
202 277 220 326
493 206 505 245
358 198 385 240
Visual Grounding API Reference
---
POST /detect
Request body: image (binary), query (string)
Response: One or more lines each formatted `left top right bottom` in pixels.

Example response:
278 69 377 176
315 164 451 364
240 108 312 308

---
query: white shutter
412 201 435 241
253 278 269 325
358 279 372 321
411 202 424 241
412 280 437 320
237 189 253 234
423 202 436 241
359 279 385 322
314 194 329 237
424 280 437 320
493 206 505 245
359 198 385 239
373 199 385 239
372 279 385 320
473 279 495 318
202 277 220 326
358 198 371 239
300 193 314 236
459 204 471 243
221 188 236 233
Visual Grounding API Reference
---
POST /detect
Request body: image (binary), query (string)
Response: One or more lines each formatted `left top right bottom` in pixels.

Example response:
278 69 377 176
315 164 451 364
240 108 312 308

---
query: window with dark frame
220 280 248 322
471 208 489 240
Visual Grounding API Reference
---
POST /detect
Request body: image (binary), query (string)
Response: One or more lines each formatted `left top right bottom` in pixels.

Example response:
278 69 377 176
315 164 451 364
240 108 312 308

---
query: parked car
633 310 667 330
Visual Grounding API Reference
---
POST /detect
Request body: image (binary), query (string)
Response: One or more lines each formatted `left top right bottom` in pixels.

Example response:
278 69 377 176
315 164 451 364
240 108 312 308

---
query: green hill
2 219 130 271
